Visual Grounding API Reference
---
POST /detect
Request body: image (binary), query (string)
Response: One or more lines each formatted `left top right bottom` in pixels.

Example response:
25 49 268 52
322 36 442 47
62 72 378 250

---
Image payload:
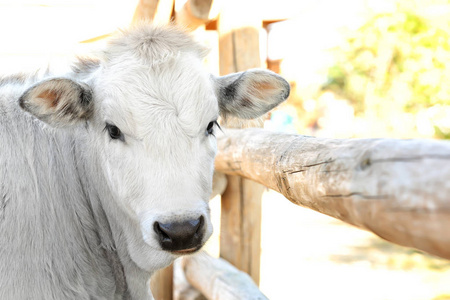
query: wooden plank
133 0 174 24
216 0 264 285
181 252 268 300
215 128 450 260
151 265 174 300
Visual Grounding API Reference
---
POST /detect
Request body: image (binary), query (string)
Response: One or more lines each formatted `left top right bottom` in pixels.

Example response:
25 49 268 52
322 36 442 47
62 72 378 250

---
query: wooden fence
174 126 450 299
166 127 450 300
128 0 450 299
215 129 450 261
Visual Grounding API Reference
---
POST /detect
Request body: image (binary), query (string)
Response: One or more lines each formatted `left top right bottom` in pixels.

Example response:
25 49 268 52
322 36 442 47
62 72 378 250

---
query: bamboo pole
214 128 450 260
181 252 268 300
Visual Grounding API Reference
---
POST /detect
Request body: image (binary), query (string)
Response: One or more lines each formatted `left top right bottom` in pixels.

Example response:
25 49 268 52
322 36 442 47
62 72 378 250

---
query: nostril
195 216 204 235
153 222 171 241
187 218 200 231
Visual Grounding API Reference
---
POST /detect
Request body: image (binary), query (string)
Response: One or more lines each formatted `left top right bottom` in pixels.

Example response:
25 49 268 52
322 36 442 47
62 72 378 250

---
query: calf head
19 25 289 271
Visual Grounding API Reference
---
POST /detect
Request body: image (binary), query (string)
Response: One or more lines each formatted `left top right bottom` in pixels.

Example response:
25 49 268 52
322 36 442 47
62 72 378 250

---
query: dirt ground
257 190 450 300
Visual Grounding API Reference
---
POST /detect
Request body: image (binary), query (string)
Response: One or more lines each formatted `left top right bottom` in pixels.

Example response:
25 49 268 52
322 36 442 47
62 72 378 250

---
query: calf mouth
171 246 202 255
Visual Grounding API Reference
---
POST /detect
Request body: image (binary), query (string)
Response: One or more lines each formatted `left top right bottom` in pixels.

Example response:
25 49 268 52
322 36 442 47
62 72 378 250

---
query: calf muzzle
154 216 205 254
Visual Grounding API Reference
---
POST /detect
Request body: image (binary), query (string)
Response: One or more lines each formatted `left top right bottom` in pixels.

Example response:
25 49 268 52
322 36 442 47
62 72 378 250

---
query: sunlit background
1 0 450 299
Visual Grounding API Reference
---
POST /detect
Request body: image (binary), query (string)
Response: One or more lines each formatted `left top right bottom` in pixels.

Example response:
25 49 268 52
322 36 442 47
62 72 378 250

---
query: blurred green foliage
326 4 450 116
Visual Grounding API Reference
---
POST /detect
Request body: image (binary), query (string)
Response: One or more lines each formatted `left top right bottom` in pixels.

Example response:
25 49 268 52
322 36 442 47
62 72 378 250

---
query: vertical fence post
150 265 174 300
220 176 264 285
217 0 264 285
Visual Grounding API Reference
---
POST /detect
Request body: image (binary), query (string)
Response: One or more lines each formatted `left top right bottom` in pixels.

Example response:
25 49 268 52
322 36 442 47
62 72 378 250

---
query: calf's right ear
213 69 290 119
19 78 94 127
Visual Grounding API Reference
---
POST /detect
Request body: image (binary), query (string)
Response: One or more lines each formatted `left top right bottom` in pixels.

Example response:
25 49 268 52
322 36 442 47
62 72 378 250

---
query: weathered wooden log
210 171 227 199
181 252 268 300
215 128 450 260
173 259 206 300
175 0 220 30
151 265 174 300
133 0 174 24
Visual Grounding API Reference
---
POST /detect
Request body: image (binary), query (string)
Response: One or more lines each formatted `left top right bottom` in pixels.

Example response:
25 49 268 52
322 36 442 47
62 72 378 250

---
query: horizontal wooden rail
181 252 268 300
215 128 450 260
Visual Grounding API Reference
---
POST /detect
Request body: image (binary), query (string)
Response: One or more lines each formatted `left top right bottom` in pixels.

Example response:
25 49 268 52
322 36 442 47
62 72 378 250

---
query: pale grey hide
0 25 289 300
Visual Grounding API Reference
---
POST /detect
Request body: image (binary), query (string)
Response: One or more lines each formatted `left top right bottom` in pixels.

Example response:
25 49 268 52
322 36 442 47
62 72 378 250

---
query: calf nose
154 216 204 253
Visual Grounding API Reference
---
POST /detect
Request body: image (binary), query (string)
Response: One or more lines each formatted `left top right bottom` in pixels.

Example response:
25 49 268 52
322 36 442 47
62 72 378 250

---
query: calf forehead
98 51 218 140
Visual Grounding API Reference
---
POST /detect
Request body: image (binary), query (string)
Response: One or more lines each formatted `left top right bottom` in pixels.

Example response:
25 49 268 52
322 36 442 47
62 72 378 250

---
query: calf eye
206 121 220 136
105 123 124 141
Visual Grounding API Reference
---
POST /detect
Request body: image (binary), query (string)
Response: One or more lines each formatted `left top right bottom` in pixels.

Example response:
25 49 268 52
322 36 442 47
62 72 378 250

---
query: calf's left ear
19 78 94 127
213 69 290 119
